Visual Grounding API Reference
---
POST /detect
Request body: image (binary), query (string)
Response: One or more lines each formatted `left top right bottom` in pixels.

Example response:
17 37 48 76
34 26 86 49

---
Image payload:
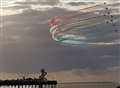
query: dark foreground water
0 82 119 88
57 82 119 88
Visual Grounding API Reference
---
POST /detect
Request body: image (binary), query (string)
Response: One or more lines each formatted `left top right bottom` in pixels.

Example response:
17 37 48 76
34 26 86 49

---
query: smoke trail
49 3 119 46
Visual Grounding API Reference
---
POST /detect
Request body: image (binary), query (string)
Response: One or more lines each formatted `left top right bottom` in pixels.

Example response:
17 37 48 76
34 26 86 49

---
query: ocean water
57 82 119 88
0 82 119 88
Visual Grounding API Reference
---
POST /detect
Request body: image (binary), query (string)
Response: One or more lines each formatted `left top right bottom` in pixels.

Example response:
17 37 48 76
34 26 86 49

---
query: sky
0 0 120 82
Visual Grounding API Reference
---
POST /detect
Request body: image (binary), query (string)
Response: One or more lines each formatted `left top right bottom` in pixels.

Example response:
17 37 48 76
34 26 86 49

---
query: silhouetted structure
39 68 47 81
0 69 57 88
0 79 57 88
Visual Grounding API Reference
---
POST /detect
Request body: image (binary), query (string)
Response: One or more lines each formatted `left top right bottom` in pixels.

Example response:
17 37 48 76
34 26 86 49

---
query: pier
0 69 57 88
0 79 57 88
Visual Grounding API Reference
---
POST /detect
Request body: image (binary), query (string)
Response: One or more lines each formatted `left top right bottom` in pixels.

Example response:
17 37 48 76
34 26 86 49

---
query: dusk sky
0 0 120 82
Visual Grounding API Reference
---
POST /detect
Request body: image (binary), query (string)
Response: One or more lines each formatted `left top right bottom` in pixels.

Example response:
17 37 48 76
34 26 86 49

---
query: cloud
67 2 95 6
13 0 94 11
72 66 120 76
3 5 30 10
0 9 24 16
47 66 120 82
2 0 120 16
15 0 60 5
1 0 60 16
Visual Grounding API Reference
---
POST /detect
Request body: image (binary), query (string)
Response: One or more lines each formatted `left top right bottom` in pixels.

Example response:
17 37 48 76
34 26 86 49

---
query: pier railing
0 79 57 88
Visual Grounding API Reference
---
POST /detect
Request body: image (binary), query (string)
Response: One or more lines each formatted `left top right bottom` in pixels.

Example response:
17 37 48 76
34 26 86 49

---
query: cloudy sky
0 0 120 82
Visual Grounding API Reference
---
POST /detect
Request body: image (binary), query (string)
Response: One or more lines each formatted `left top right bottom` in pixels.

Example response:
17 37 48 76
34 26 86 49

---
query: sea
0 82 119 88
57 82 119 88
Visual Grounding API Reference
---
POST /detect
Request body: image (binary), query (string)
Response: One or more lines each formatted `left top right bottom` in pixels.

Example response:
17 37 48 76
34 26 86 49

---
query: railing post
0 80 57 88
39 84 42 88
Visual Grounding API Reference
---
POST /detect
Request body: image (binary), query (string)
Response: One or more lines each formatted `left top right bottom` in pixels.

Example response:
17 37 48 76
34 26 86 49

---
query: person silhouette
39 68 47 81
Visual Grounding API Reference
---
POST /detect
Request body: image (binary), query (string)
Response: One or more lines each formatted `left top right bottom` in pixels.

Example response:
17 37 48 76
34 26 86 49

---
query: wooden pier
0 79 57 88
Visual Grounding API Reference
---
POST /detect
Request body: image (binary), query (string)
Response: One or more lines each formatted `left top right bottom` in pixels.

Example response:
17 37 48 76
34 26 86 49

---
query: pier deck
0 79 57 88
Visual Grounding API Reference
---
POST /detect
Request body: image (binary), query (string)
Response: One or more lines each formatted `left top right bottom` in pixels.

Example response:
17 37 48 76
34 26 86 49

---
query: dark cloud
109 2 120 7
15 0 60 5
73 67 120 76
67 2 95 6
